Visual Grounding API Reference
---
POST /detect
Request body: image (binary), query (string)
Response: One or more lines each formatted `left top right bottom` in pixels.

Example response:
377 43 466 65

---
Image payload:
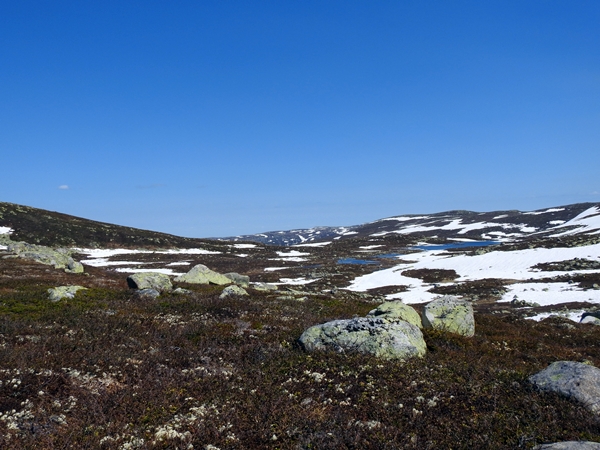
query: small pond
411 241 500 251
337 258 380 265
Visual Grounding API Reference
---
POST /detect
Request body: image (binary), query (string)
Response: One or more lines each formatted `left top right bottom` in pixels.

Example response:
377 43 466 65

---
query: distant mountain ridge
230 203 600 245
1 201 599 248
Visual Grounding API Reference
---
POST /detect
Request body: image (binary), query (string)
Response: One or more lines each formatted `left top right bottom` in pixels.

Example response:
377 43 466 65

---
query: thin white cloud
58 185 69 190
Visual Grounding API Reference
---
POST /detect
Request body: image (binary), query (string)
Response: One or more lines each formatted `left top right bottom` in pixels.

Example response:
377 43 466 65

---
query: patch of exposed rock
47 286 87 302
534 443 600 449
299 317 426 360
529 361 600 414
224 272 250 287
422 295 475 337
581 312 600 326
127 272 173 292
7 241 84 273
175 264 231 285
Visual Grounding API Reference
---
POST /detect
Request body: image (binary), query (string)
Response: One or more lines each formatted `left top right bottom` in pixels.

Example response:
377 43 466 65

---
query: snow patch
0 227 13 235
232 243 257 249
499 282 600 307
551 206 600 236
524 208 566 215
293 242 332 247
114 268 184 275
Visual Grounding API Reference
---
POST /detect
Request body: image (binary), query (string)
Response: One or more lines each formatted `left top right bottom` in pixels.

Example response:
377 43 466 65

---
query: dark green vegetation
0 202 220 249
1 257 600 449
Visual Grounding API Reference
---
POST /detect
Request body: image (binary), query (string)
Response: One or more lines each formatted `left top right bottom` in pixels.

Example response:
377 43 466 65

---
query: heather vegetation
2 255 600 449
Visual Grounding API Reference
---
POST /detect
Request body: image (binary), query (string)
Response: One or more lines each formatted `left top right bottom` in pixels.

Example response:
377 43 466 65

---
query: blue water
412 241 500 251
337 258 380 265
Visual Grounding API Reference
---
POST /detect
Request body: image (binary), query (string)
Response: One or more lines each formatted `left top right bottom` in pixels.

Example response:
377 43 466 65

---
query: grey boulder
299 317 426 360
175 264 231 285
48 285 87 302
529 361 600 414
422 295 475 337
127 272 173 292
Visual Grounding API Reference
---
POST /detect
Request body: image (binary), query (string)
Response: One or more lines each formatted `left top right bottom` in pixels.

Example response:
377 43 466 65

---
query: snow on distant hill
230 203 600 245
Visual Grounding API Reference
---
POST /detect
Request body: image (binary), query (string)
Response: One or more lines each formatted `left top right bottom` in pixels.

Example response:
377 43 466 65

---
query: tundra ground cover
1 256 600 449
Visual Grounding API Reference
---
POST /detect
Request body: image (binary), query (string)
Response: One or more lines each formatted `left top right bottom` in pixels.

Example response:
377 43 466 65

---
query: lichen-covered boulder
174 264 231 285
535 443 600 449
367 301 422 328
529 361 600 414
422 295 475 337
127 272 173 292
48 285 87 302
224 272 250 288
8 242 84 274
299 317 426 360
219 285 249 299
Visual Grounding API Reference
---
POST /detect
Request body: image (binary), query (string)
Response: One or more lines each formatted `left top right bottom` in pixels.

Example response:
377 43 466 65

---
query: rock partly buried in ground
132 288 161 300
47 285 87 302
252 282 278 292
174 264 231 285
529 361 600 414
535 442 600 449
224 272 250 288
299 317 426 360
219 285 249 299
581 312 600 326
8 242 84 274
367 301 422 328
422 295 475 337
127 272 173 292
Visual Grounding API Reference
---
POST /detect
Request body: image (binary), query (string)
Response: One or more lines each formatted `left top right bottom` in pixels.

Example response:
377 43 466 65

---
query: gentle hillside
0 202 220 249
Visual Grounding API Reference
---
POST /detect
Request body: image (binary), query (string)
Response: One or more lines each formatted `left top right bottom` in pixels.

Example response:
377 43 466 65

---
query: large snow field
347 243 600 306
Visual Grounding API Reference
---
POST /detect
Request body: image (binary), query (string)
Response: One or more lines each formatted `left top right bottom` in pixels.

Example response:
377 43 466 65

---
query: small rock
172 288 192 295
219 285 248 299
47 286 87 302
133 289 161 300
529 361 600 414
253 282 278 292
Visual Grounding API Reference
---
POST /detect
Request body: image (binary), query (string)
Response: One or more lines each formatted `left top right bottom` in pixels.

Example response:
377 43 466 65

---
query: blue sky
1 1 599 237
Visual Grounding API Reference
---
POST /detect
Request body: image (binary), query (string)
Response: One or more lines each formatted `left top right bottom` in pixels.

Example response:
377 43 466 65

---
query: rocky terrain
1 201 600 448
